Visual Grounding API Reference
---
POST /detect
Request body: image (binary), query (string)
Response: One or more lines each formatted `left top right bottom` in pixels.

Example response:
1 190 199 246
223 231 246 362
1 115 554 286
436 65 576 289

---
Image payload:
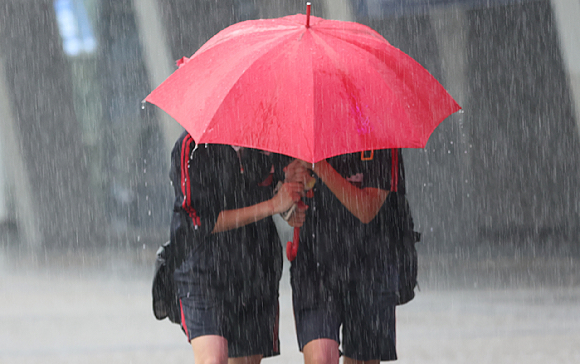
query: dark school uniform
170 132 282 357
290 149 405 362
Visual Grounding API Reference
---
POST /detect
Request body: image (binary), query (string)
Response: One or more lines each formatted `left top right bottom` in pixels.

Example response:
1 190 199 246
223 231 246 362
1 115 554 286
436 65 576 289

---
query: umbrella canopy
146 11 460 163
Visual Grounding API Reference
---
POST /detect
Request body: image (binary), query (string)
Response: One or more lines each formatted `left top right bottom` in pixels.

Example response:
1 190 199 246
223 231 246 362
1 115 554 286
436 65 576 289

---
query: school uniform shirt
291 149 406 284
170 132 282 303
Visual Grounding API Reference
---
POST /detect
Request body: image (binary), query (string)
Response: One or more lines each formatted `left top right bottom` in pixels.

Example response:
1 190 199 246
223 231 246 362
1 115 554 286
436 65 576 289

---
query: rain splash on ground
1 243 579 364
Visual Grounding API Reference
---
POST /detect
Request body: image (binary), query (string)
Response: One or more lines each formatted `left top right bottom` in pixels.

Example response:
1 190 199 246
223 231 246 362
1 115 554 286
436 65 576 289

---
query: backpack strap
181 134 201 228
391 148 399 193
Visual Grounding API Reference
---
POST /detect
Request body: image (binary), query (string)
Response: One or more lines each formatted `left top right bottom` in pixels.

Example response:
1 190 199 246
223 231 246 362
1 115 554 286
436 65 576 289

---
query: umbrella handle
286 227 300 261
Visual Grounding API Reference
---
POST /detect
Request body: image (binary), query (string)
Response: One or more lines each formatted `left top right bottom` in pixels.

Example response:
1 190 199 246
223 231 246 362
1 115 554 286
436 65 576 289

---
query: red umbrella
145 5 460 163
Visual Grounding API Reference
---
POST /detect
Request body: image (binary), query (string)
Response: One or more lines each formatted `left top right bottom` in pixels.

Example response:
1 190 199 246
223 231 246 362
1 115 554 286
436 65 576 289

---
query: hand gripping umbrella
146 3 460 259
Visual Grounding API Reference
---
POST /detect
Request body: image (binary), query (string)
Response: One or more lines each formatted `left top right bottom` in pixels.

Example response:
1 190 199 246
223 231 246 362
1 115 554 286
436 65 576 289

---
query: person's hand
287 203 308 228
284 159 310 184
270 182 303 214
285 159 318 192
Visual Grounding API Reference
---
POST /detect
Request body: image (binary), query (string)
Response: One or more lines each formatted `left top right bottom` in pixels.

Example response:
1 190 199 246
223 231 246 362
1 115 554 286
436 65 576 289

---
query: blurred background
1 0 579 363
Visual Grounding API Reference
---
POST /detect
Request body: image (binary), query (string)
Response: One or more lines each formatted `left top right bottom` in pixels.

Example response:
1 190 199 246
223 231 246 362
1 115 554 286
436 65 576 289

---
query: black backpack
389 149 420 305
152 240 182 324
152 209 199 324
390 192 420 305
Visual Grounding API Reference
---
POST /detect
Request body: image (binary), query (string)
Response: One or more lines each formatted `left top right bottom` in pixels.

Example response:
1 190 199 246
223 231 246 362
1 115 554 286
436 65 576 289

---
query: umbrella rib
193 18 301 57
310 29 441 146
206 30 312 151
307 34 316 162
320 27 460 147
313 30 403 94
309 31 404 150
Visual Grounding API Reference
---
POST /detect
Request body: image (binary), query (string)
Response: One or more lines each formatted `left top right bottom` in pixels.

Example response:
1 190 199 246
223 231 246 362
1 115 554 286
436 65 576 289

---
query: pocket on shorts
357 265 398 305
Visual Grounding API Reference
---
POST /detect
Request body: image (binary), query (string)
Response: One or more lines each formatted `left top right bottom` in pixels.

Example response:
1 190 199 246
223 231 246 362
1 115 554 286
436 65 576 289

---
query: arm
211 181 303 233
179 143 302 236
309 160 389 224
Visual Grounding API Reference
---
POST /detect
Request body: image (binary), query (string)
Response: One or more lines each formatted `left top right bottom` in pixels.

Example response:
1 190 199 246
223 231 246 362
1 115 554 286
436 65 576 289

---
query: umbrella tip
306 2 311 28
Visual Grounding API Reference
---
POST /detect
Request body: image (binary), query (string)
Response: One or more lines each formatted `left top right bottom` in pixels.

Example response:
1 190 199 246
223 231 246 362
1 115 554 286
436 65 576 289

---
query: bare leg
303 338 340 364
228 354 263 364
191 335 228 364
343 357 379 364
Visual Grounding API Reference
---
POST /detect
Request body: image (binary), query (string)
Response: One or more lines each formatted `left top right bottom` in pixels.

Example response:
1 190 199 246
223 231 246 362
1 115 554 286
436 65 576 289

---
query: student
170 132 304 364
286 149 406 364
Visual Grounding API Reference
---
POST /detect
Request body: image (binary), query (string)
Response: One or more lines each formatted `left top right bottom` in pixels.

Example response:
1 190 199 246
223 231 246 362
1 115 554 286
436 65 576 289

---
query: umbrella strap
391 149 399 193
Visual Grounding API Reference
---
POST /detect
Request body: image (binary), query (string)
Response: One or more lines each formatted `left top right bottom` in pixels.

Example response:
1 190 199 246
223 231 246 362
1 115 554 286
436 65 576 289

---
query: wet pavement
1 247 579 364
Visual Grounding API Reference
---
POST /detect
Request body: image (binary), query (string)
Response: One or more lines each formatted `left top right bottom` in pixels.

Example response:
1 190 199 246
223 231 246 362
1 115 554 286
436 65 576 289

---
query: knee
191 335 228 364
307 351 335 364
303 339 340 364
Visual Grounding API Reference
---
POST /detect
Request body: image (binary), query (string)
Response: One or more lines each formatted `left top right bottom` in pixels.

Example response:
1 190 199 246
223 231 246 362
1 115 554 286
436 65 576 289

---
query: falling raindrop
2 1 580 362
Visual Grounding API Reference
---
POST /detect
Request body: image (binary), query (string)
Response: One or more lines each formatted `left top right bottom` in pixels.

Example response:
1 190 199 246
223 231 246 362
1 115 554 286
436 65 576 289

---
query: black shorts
291 269 398 362
178 285 280 358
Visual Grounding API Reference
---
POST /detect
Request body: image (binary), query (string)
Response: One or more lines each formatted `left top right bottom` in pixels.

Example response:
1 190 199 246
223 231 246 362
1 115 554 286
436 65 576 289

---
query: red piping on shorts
181 135 201 227
180 299 190 340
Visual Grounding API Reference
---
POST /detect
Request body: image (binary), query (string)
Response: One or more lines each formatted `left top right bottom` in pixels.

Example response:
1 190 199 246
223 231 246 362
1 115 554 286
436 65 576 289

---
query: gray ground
1 246 579 364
